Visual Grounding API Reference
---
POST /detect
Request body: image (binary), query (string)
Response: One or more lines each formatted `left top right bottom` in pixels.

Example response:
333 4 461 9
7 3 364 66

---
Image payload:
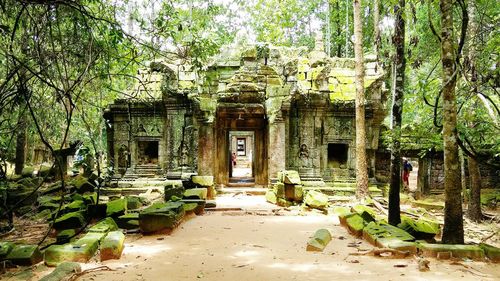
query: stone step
217 187 267 195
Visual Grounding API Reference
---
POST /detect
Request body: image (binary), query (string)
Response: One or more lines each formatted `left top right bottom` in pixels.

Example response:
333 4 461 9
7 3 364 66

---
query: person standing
402 158 412 190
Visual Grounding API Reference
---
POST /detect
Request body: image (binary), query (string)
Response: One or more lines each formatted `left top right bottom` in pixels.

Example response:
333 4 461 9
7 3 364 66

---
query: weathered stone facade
104 37 386 187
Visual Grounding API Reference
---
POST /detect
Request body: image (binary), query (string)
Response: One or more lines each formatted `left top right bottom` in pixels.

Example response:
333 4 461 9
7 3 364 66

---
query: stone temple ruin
104 35 386 189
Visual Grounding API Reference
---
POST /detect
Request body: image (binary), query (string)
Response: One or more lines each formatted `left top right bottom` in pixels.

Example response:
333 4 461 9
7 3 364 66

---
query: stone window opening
138 140 159 165
328 143 348 168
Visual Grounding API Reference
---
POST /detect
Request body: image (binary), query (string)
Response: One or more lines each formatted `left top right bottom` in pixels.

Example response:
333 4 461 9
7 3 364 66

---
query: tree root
349 248 411 258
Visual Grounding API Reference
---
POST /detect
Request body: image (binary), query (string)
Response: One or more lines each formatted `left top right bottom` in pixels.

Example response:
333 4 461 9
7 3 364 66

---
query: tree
440 0 464 244
353 0 368 198
388 0 406 226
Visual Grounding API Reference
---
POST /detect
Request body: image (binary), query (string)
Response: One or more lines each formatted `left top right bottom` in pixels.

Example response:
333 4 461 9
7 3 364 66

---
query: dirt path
73 212 499 281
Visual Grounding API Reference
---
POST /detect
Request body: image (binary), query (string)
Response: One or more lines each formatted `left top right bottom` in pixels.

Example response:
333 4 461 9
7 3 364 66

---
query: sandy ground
69 212 500 281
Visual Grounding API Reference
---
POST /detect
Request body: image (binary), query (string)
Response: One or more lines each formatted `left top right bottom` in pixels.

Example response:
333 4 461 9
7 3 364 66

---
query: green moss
54 211 86 230
106 198 127 217
6 244 43 266
56 229 76 244
89 217 118 233
100 231 125 261
183 188 207 200
351 205 376 223
39 262 81 281
265 190 278 204
304 190 329 210
420 243 484 260
306 229 332 252
116 213 140 230
479 243 500 262
397 215 440 240
0 242 15 259
345 213 365 237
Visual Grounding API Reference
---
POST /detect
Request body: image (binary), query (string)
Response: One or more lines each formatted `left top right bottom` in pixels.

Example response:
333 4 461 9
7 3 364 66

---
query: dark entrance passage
328 143 348 168
137 140 159 165
216 105 268 187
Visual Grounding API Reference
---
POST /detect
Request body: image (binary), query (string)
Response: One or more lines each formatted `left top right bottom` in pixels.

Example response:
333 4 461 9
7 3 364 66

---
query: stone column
197 120 215 176
268 118 286 184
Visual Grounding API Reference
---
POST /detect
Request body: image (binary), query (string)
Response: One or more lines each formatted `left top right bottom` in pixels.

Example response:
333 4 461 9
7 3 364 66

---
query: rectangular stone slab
306 229 332 252
420 243 485 261
6 244 43 266
44 240 99 267
100 231 126 261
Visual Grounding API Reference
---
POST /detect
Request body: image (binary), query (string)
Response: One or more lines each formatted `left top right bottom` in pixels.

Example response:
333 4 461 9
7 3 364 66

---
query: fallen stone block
126 196 144 210
363 221 415 246
88 217 118 233
54 211 86 230
106 198 127 218
6 244 43 266
306 229 332 252
87 203 107 219
100 231 125 261
376 238 417 254
283 170 301 185
180 199 205 215
351 205 376 223
419 243 485 261
273 183 285 198
139 202 185 233
40 261 81 281
60 200 86 215
44 241 99 266
265 190 278 204
164 184 185 201
397 215 440 240
71 176 96 194
183 188 207 200
56 229 76 244
304 190 329 210
192 176 214 187
331 206 350 217
344 213 366 237
116 213 140 230
479 243 500 263
0 241 15 259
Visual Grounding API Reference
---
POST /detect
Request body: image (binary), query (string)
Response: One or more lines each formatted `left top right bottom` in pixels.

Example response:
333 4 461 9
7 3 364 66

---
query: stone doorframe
214 104 268 187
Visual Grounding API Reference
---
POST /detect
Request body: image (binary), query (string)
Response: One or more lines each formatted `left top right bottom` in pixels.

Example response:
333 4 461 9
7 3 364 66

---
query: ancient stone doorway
229 131 254 179
328 143 349 168
137 140 159 165
215 106 268 187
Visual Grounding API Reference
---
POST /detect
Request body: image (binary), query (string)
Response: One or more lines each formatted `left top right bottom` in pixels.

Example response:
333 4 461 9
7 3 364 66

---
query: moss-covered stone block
100 231 125 261
71 176 96 194
397 215 440 240
106 198 127 218
54 211 86 230
377 238 417 254
61 200 86 215
345 213 366 237
82 192 97 205
363 221 414 246
479 243 500 262
0 241 15 259
306 229 332 252
331 206 351 217
126 196 143 210
191 176 214 187
265 190 277 204
116 213 140 230
44 239 99 267
139 202 185 233
40 262 81 281
6 244 43 266
56 229 76 244
21 166 35 177
420 243 485 260
183 188 207 200
164 185 185 201
180 199 205 215
283 170 301 185
273 183 285 198
89 217 118 233
304 190 329 210
351 205 376 223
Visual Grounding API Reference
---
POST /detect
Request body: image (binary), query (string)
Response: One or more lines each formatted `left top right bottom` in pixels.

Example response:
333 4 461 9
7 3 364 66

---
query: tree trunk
466 0 482 222
388 0 405 226
353 0 368 199
14 113 27 175
373 0 381 58
440 0 464 244
467 157 482 221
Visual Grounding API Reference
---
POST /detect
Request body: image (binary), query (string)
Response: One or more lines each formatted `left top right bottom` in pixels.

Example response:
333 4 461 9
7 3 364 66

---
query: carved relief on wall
118 144 129 169
299 143 310 168
337 117 352 136
132 118 162 137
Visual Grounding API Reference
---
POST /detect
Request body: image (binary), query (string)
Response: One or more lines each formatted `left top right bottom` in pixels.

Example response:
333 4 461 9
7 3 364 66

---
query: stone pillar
268 119 286 184
198 121 215 176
